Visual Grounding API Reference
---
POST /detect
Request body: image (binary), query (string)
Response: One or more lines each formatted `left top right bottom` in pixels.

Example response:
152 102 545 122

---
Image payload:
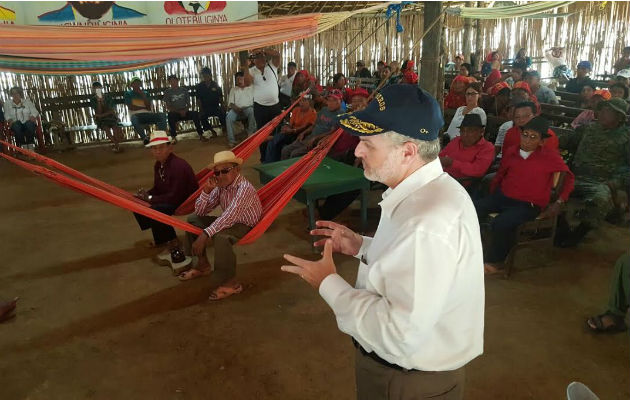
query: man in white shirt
278 61 297 107
281 84 485 400
225 72 256 147
243 48 282 161
4 86 40 150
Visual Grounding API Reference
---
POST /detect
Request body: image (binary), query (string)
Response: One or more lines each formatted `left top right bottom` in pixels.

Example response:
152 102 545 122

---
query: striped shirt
194 174 262 238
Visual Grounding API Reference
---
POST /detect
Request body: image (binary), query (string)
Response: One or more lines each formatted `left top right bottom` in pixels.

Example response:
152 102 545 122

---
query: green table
254 157 370 239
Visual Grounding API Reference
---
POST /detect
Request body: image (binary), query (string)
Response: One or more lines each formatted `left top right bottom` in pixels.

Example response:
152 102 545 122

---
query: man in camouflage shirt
557 98 630 247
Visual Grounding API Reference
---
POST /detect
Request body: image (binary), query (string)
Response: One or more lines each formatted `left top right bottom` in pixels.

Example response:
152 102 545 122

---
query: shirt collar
222 173 242 190
379 158 444 218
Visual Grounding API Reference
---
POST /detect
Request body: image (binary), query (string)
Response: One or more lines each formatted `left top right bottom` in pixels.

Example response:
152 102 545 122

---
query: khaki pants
355 348 465 400
185 215 251 282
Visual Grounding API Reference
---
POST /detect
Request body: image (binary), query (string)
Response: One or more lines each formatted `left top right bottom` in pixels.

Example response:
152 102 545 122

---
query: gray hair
382 131 441 162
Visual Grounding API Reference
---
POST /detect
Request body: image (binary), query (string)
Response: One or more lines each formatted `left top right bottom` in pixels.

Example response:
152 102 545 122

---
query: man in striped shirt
178 151 262 301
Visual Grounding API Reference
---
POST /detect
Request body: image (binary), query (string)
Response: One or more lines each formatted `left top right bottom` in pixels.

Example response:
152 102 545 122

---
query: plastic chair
566 382 599 400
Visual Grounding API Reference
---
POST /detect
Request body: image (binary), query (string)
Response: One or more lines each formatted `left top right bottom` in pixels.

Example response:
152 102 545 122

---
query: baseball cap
337 84 444 141
326 89 343 101
577 60 592 70
128 76 142 85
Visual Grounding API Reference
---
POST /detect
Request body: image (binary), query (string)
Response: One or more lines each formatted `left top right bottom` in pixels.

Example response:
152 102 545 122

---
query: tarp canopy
0 2 391 75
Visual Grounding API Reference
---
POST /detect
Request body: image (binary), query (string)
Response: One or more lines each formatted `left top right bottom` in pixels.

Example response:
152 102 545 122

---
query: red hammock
0 129 343 245
0 91 308 214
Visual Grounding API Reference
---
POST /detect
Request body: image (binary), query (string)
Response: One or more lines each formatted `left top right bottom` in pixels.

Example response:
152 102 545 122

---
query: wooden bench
347 77 378 91
39 85 220 146
541 103 586 126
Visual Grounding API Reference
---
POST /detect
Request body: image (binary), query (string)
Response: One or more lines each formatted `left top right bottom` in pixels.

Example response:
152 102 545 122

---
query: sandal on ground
208 283 243 301
586 312 627 333
178 268 211 281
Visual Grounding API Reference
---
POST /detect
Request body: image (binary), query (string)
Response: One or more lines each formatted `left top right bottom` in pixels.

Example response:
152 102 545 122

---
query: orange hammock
0 129 342 245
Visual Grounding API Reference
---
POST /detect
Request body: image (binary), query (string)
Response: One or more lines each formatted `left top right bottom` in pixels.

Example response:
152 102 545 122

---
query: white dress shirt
249 63 279 106
279 73 296 97
319 158 485 371
228 86 254 109
494 120 514 157
445 106 487 139
4 98 39 123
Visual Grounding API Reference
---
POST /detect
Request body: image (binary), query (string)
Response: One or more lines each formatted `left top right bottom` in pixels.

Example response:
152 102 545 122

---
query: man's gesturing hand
282 240 336 289
310 220 363 256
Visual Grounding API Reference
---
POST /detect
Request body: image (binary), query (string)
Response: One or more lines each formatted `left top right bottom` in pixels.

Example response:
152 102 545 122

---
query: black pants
474 190 540 263
133 203 177 246
167 110 204 138
254 102 282 162
11 120 37 146
199 107 226 131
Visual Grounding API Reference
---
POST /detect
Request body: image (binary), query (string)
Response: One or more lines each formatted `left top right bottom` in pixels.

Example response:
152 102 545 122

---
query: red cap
349 87 369 98
512 81 532 95
489 81 510 96
327 89 344 100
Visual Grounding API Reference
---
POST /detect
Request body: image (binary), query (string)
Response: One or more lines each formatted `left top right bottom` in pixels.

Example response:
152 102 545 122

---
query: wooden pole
419 1 443 97
474 2 483 73
463 15 472 63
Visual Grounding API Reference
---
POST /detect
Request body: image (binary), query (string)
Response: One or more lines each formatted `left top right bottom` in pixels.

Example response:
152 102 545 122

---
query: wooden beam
419 1 443 98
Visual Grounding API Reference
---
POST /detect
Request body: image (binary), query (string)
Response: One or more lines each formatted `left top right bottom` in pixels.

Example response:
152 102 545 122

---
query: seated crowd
2 47 628 317
440 46 629 277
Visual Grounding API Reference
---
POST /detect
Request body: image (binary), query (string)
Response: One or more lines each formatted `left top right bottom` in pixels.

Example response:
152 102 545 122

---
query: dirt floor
0 135 628 400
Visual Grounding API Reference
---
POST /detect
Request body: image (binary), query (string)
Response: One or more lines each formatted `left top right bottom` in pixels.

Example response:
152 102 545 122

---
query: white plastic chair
566 382 599 400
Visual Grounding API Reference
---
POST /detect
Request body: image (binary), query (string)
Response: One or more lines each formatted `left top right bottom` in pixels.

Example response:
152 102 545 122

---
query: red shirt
502 126 559 155
330 130 359 158
444 92 466 110
491 147 574 208
439 137 495 179
483 69 502 93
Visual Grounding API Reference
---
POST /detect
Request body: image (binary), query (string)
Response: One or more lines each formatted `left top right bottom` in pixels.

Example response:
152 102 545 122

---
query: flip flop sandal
586 313 627 333
208 283 243 301
178 268 211 281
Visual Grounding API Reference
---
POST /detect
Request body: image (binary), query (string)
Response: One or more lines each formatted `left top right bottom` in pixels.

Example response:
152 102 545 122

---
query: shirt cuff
198 190 212 201
319 273 352 309
354 236 372 261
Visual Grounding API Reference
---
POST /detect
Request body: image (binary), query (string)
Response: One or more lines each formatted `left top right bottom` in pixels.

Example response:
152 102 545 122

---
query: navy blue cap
337 84 444 141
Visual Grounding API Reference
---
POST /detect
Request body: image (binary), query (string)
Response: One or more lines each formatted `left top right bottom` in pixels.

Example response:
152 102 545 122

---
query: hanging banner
0 1 257 26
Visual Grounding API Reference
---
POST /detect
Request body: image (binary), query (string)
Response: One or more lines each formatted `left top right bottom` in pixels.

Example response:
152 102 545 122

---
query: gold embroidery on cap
375 93 386 111
339 116 384 135
419 128 429 135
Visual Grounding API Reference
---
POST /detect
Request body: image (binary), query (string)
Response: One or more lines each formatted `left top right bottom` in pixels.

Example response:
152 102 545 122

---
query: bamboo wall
0 1 628 137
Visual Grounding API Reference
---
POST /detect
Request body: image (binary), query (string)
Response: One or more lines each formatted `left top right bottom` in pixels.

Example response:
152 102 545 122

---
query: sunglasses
213 165 236 175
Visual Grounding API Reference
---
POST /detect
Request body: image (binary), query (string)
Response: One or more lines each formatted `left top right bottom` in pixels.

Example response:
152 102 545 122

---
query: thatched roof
257 1 426 17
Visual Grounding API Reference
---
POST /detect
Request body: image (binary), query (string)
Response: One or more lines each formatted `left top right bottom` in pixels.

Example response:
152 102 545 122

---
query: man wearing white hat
133 131 198 271
178 150 262 301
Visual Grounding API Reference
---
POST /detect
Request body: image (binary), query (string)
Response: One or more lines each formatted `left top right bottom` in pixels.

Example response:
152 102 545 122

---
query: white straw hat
145 131 172 147
208 150 243 169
